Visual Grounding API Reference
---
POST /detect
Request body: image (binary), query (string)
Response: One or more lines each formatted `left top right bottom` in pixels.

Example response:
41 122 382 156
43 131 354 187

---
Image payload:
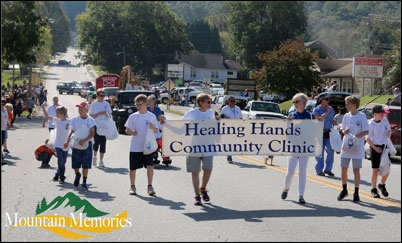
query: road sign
165 79 175 91
352 57 383 78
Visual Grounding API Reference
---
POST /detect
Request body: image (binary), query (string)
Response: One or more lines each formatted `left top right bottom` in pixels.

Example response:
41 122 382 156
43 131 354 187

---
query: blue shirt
289 110 314 120
313 105 335 129
147 106 162 118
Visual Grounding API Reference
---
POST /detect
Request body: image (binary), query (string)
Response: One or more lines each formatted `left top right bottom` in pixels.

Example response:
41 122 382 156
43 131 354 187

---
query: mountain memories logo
5 192 132 239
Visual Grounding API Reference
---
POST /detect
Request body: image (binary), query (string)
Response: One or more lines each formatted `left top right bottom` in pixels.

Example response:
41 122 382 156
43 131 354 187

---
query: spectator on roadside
1 98 11 165
15 98 23 118
27 97 35 119
3 103 13 154
387 87 401 106
244 89 249 97
334 107 346 129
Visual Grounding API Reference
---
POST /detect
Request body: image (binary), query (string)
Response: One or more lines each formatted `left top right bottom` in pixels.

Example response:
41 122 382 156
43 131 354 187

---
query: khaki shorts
186 156 213 173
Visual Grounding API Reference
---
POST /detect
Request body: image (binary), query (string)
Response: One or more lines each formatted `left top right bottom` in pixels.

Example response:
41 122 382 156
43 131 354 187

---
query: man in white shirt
220 96 242 163
42 96 62 132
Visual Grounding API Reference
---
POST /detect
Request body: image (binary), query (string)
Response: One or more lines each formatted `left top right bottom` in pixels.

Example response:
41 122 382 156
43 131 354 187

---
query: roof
304 40 338 58
322 62 354 78
177 53 242 70
314 59 352 73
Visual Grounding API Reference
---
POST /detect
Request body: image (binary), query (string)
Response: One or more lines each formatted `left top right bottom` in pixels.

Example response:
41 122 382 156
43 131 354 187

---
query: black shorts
371 144 385 169
130 152 153 170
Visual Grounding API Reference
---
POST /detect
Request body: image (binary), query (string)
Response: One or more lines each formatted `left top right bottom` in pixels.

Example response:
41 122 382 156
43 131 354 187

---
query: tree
1 1 48 66
382 29 401 91
251 37 322 100
76 2 193 75
186 19 222 54
34 26 53 65
224 1 307 70
59 1 87 32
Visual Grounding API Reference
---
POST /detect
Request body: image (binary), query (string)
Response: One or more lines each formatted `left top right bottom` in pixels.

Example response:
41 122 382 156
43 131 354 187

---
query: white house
167 53 242 83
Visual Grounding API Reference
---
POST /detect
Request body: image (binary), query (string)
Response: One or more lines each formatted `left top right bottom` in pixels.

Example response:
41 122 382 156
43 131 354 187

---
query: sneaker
82 183 88 191
74 172 81 187
200 188 210 202
281 191 288 200
299 197 306 204
227 156 233 164
92 157 97 166
371 188 380 198
98 160 105 168
317 172 325 176
59 178 65 184
337 190 348 201
378 184 389 197
353 193 360 202
194 194 202 206
147 186 156 196
3 149 10 153
53 174 59 182
324 171 335 177
129 186 137 195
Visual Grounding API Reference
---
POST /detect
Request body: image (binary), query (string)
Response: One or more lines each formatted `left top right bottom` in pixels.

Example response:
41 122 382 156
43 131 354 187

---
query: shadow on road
323 175 373 187
183 202 377 222
97 166 129 175
153 164 181 171
55 182 116 202
230 160 267 169
136 194 186 210
13 117 44 129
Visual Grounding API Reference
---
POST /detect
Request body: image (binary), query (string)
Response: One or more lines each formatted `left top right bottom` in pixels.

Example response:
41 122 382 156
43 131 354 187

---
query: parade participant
366 105 391 198
89 89 112 168
41 103 71 184
1 98 10 165
338 96 369 202
220 95 242 163
42 96 61 132
125 94 159 196
65 102 96 191
181 93 220 206
281 93 313 204
313 95 336 176
3 103 13 154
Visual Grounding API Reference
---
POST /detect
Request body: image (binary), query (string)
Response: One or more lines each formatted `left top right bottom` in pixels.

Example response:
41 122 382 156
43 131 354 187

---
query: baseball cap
372 105 388 114
76 102 89 110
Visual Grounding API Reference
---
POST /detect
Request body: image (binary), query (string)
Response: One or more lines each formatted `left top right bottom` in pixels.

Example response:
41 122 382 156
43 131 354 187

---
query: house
304 40 338 59
167 53 242 83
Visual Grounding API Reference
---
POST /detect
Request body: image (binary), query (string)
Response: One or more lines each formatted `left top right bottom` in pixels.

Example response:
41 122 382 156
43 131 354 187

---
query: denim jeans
56 148 68 180
315 138 334 173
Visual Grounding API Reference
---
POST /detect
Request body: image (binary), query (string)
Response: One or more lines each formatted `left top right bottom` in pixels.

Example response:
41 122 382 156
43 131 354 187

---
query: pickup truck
56 81 76 95
112 90 155 134
159 87 202 104
242 101 285 120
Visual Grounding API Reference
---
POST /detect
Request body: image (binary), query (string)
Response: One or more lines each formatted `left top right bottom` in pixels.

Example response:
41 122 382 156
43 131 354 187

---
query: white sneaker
92 157 97 166
147 186 156 196
99 160 105 168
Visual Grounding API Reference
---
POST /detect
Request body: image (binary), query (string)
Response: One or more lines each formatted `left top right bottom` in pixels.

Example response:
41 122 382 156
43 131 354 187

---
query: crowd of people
307 80 339 99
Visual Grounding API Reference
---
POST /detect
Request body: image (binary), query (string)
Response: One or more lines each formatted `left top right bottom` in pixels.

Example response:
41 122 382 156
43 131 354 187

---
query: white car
260 92 273 101
210 84 224 96
242 101 285 120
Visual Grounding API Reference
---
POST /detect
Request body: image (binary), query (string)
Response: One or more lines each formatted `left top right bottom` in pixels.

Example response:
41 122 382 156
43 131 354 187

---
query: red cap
76 102 89 110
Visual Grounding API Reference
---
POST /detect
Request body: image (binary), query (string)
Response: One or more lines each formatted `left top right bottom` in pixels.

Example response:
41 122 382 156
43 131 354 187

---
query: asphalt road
1 48 401 242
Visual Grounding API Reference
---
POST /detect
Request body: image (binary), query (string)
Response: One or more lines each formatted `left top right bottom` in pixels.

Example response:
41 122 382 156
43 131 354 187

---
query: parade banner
162 119 323 157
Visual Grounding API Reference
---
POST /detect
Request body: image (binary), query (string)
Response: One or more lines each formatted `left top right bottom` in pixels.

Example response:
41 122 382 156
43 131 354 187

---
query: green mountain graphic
35 192 108 217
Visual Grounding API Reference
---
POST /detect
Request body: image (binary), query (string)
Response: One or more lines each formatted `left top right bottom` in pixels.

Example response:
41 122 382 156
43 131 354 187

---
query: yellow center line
236 155 401 209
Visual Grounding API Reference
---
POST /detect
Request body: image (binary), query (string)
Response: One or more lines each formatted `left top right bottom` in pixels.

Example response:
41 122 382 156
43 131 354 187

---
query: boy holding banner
181 93 220 206
338 96 369 202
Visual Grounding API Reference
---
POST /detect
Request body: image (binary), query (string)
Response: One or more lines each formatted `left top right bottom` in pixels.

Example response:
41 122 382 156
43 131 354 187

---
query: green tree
1 1 48 66
76 1 193 75
168 1 224 24
251 37 322 100
382 29 401 91
59 1 87 32
34 25 53 65
186 19 222 54
224 1 307 70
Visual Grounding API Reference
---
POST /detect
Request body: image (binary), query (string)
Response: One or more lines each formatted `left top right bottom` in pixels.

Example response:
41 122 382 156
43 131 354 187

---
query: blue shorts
72 142 93 169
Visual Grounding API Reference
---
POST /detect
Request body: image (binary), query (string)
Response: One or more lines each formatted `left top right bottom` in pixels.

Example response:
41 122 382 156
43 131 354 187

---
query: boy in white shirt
65 102 96 191
338 96 369 202
366 105 391 198
125 94 159 196
41 103 71 184
220 96 242 163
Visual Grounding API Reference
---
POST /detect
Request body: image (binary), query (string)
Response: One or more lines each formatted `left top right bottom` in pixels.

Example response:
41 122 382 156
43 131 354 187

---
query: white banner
162 119 323 157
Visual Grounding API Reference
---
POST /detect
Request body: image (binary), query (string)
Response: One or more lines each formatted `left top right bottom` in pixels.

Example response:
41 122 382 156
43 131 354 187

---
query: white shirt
181 109 215 120
70 116 96 139
221 105 242 119
340 112 370 159
53 118 71 151
124 111 158 152
47 104 61 128
367 118 391 145
89 101 112 123
35 87 41 95
1 108 8 131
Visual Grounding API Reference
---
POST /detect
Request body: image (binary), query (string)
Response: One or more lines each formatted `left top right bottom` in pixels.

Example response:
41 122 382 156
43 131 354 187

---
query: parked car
189 82 202 89
103 87 119 103
242 101 285 120
358 104 401 157
315 91 353 114
79 81 94 88
210 83 224 96
212 95 252 115
159 87 202 104
72 84 84 95
56 81 76 95
58 59 70 65
80 86 96 98
260 91 273 102
112 90 155 134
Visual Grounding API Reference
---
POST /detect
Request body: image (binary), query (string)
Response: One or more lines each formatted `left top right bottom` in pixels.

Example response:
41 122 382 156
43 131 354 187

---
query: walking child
338 96 369 202
65 102 96 191
41 103 71 184
366 105 391 198
125 94 159 196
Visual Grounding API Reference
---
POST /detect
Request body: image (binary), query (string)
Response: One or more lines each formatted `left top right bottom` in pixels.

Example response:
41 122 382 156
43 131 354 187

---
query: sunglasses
293 101 300 104
98 94 105 97
136 103 144 106
229 100 235 102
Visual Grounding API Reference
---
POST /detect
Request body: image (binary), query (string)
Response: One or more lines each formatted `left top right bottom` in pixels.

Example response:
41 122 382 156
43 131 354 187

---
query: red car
359 104 401 156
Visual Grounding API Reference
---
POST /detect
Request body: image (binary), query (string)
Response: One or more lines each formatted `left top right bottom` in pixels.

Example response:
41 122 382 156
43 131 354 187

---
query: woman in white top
89 89 113 167
220 96 242 163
